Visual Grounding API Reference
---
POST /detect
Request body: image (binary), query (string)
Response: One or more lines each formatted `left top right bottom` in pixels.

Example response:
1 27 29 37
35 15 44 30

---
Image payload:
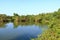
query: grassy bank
31 9 60 40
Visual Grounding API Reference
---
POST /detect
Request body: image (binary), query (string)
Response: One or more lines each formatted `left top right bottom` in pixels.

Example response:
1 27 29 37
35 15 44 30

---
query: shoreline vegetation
0 9 60 40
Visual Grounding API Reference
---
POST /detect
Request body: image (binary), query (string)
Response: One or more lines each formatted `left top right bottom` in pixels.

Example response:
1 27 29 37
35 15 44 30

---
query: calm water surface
0 22 47 40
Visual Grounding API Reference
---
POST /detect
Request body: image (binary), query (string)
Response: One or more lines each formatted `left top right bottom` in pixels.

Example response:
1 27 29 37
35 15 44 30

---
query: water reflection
13 21 45 28
0 22 47 40
0 22 7 28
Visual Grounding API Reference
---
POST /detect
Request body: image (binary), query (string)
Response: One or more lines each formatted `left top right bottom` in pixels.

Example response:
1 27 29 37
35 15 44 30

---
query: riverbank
0 9 60 40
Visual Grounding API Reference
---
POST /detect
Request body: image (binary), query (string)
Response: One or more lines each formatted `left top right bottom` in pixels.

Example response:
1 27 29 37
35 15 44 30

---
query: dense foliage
31 9 60 40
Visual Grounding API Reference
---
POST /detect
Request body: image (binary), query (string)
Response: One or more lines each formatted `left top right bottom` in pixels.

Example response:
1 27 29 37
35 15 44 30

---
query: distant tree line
0 9 60 24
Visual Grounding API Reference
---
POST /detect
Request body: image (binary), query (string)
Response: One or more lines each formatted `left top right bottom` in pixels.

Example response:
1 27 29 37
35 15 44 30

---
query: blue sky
0 0 60 16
